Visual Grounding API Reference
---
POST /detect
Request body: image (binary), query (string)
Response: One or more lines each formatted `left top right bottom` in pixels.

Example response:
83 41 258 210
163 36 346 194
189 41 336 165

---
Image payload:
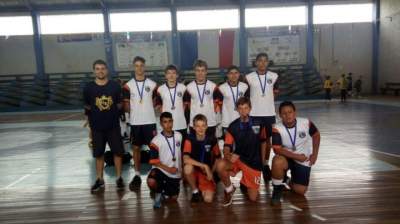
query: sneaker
222 187 236 207
263 165 272 182
271 184 284 206
116 177 125 190
153 193 163 209
191 192 201 203
239 183 248 194
91 179 105 193
129 175 142 191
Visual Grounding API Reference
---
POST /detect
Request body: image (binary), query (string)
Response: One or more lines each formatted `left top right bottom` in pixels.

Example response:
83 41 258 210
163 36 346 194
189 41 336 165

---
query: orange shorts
193 169 216 192
232 159 261 190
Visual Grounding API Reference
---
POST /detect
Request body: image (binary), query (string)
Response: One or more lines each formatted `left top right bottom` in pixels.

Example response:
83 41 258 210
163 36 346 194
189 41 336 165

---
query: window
245 6 307 27
110 12 171 32
40 14 104 34
314 4 373 24
177 9 239 30
0 16 33 36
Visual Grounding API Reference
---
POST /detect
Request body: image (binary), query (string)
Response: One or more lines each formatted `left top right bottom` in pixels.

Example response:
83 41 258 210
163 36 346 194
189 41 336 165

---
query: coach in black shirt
83 59 125 193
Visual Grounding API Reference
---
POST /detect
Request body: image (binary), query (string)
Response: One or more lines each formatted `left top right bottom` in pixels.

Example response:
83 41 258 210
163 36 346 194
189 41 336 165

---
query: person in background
337 74 347 103
354 76 362 99
346 73 353 97
323 76 333 102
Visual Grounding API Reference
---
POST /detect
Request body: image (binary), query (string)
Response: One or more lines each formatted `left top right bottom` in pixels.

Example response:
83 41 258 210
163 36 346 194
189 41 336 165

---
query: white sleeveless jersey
246 71 278 117
149 131 183 178
218 81 248 128
124 78 157 125
186 80 218 127
273 117 314 167
157 83 187 130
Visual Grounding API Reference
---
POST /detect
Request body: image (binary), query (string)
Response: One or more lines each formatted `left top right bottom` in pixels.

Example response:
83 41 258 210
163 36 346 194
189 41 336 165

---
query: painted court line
289 204 303 211
52 113 79 122
288 203 328 222
312 214 327 221
4 168 42 189
368 149 400 158
122 192 134 201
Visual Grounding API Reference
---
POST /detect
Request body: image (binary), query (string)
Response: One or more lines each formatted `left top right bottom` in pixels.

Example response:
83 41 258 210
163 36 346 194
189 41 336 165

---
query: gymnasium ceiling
0 0 368 12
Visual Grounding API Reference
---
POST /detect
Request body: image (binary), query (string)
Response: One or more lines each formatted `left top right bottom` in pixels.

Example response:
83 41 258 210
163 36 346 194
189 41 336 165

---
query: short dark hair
160 112 173 121
193 114 207 125
164 64 178 73
193 59 208 70
236 97 251 108
133 56 146 64
92 59 107 70
279 101 296 114
227 65 240 74
255 53 269 61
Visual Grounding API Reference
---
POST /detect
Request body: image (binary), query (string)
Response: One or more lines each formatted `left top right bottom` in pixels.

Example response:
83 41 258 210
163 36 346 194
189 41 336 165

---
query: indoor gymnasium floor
0 99 400 224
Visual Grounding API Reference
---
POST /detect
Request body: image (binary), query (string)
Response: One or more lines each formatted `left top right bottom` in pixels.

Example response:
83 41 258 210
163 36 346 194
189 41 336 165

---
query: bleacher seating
0 66 324 111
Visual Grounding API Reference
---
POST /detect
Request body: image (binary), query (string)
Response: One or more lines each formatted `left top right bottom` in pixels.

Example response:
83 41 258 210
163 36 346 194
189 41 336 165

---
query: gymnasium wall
379 0 400 86
0 36 36 75
0 22 373 92
314 23 373 93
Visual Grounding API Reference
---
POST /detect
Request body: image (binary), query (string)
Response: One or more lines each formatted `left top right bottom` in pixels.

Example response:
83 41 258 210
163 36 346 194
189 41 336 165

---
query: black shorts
130 124 157 147
288 159 311 186
147 168 180 196
92 126 124 158
176 128 188 147
253 116 276 138
189 126 216 138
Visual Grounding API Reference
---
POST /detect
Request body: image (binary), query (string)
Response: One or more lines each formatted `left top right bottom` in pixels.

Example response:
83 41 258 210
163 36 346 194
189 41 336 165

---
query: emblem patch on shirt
252 125 260 134
145 86 151 92
267 79 273 84
177 92 183 97
205 90 210 95
239 91 244 97
205 145 211 152
95 95 113 111
176 141 181 147
299 131 306 138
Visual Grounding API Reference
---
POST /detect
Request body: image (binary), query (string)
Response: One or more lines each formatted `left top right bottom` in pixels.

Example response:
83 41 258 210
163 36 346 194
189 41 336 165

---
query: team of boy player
83 52 321 208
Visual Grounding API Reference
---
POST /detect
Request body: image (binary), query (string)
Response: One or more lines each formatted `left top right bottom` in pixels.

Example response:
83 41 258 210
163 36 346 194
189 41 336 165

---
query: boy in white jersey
148 112 182 208
184 59 222 138
155 65 187 142
270 101 320 206
245 53 279 182
123 56 158 190
217 65 248 135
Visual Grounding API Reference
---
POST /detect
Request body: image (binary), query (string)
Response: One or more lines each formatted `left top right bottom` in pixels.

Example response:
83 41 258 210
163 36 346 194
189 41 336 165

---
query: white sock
135 170 141 176
225 184 234 193
272 178 284 186
192 189 199 194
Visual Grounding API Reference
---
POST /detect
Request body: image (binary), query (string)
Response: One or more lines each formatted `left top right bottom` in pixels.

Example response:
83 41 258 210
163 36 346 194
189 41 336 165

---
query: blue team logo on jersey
239 91 244 97
205 90 210 95
205 145 211 152
299 132 306 138
145 86 151 92
252 125 260 134
177 92 183 97
176 141 181 147
267 79 273 84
